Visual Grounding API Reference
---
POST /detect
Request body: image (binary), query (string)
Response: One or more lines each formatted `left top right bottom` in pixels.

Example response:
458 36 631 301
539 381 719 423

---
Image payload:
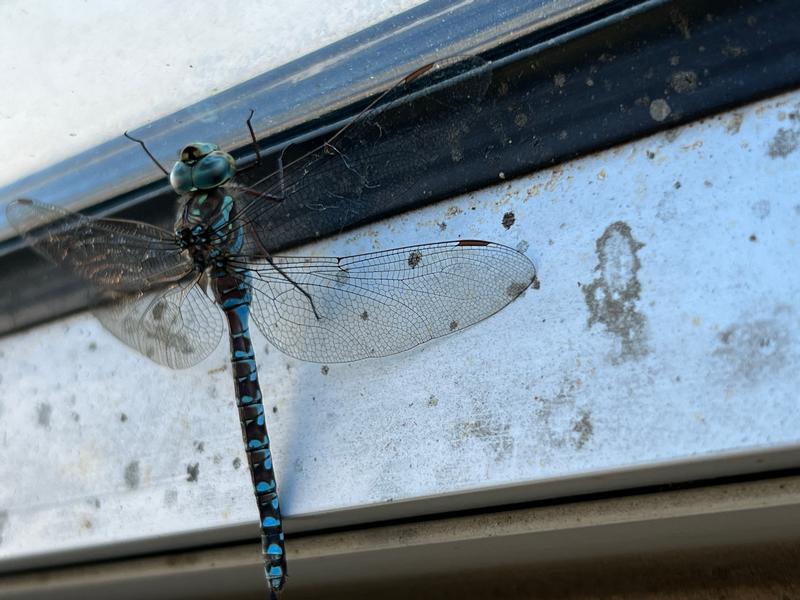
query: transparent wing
217 56 491 253
6 198 191 293
93 275 223 369
236 241 537 363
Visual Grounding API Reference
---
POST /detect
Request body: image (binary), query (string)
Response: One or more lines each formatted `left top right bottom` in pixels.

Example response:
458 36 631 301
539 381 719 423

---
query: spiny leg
247 223 321 320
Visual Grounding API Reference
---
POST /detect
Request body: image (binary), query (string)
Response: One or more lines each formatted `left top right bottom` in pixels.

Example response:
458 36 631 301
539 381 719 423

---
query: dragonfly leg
237 109 263 174
246 109 262 166
246 223 321 320
123 132 169 176
267 256 321 320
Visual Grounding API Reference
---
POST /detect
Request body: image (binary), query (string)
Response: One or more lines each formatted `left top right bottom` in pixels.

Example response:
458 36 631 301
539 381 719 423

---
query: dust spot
193 441 205 453
646 150 656 159
88 497 101 509
725 113 744 134
124 461 140 490
36 403 52 428
88 341 98 351
428 395 439 407
670 70 698 93
768 128 799 158
71 411 80 423
272 406 278 414
553 73 566 88
751 200 770 219
164 488 178 506
514 113 528 128
545 165 564 191
450 142 463 163
321 365 329 375
533 379 591 449
506 281 532 298
749 234 757 242
649 99 672 122
294 458 304 473
186 463 200 483
213 454 222 464
658 195 678 222
408 250 422 268
572 411 594 449
669 55 680 66
360 310 369 321
81 518 92 530
722 45 747 58
151 301 166 321
502 211 516 229
451 405 514 462
673 181 682 189
120 413 128 423
0 510 7 545
449 320 459 331
713 308 793 383
232 457 242 470
583 221 649 363
446 206 462 217
438 222 447 231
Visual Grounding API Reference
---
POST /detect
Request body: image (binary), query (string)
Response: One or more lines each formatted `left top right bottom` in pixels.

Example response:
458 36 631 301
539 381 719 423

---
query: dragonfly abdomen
213 274 287 595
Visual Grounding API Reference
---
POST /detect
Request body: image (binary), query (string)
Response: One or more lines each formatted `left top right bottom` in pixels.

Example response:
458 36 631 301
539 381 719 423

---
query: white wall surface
0 0 425 188
1 82 799 570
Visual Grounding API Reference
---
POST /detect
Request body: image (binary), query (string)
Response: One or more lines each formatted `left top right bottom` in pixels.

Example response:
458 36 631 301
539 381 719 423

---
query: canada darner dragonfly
6 57 537 598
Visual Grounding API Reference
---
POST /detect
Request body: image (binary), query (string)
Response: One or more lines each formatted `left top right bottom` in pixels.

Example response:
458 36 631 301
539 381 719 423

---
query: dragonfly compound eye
192 151 236 190
170 161 195 194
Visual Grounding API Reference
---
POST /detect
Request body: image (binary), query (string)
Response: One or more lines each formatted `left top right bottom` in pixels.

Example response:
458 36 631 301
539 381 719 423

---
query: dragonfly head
170 142 236 193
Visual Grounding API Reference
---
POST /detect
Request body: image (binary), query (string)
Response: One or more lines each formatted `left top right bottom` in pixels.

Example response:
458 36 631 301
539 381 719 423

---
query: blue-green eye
193 151 236 190
169 161 194 194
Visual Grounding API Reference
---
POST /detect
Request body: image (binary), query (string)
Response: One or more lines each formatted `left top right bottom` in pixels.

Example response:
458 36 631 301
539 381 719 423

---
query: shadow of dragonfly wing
6 198 192 294
93 275 223 369
225 56 492 254
237 240 537 363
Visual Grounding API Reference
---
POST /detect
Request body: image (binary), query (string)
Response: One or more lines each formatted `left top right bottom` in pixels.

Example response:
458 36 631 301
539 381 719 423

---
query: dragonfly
6 57 537 599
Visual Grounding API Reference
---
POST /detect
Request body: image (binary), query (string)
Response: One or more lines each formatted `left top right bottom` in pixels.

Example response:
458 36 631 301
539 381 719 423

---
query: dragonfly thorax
169 142 236 194
175 187 242 272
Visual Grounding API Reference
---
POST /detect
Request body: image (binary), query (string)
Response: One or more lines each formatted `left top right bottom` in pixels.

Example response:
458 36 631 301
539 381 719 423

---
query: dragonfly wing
220 56 491 254
93 275 224 369
6 198 192 293
240 241 537 363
